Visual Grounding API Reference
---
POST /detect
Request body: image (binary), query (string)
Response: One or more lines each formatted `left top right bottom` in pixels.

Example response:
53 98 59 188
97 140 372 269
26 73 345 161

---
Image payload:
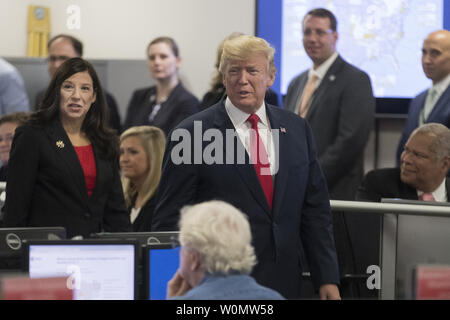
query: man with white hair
167 200 284 300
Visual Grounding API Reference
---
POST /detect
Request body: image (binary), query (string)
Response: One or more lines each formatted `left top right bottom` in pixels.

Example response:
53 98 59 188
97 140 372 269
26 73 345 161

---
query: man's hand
167 269 192 299
319 284 341 300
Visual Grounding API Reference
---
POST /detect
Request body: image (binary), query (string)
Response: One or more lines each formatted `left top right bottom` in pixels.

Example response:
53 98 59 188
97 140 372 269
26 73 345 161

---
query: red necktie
247 114 273 210
419 193 435 202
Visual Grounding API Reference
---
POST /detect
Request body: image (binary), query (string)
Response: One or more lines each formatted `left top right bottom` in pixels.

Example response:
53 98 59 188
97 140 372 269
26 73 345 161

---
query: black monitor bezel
0 227 66 260
22 239 139 300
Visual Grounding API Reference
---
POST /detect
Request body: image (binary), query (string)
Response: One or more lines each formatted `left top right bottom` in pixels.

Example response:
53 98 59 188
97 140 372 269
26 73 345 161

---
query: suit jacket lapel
306 55 345 120
446 178 450 201
213 103 272 216
89 143 107 202
399 181 419 200
428 85 450 122
265 105 289 217
45 119 90 203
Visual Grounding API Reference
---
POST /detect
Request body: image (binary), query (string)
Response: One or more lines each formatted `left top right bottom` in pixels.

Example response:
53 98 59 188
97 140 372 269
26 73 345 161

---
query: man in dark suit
396 30 450 164
35 34 122 132
359 123 450 202
284 8 375 201
354 123 450 298
152 35 340 299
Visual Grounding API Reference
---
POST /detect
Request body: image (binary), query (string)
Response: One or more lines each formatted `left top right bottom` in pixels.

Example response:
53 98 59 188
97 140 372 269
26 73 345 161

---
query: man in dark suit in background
284 8 375 201
353 123 450 298
396 30 450 164
359 123 450 202
152 35 340 299
283 8 375 298
35 34 122 132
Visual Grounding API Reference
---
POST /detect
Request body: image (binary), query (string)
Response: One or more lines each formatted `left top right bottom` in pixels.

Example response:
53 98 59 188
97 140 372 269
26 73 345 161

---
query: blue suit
152 101 340 299
397 86 450 162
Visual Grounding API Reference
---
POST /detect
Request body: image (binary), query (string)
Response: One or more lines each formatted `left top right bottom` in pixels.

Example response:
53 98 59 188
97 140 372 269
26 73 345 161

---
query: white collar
309 51 339 81
417 178 447 202
431 73 450 96
224 97 270 129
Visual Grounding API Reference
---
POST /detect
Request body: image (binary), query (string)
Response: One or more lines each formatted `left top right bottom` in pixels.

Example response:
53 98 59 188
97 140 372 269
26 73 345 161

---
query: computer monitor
0 227 66 270
144 243 180 300
23 240 138 300
379 199 450 299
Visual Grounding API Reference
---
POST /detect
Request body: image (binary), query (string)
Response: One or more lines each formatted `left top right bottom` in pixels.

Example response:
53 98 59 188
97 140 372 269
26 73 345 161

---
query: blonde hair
219 35 276 78
179 200 257 275
120 126 166 207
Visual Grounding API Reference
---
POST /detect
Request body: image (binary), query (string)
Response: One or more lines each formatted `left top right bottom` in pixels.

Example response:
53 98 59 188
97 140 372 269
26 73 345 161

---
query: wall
0 0 256 99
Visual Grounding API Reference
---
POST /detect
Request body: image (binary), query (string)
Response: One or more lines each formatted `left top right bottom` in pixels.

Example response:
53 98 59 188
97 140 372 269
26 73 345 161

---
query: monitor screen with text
26 241 137 300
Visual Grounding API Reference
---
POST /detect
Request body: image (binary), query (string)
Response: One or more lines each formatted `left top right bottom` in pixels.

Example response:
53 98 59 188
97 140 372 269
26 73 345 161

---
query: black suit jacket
152 102 340 299
356 168 450 202
123 83 199 135
3 119 132 238
129 195 157 232
284 55 375 200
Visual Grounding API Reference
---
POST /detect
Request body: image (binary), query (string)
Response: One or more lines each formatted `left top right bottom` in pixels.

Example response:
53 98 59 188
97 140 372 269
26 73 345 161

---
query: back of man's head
179 200 256 275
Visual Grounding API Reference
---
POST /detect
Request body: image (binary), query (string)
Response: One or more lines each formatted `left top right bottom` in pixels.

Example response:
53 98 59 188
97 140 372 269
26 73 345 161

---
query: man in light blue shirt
167 200 285 300
0 58 30 116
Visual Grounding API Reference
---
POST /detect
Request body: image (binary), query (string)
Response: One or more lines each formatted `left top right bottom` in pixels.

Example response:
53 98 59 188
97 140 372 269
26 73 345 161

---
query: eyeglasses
303 28 333 37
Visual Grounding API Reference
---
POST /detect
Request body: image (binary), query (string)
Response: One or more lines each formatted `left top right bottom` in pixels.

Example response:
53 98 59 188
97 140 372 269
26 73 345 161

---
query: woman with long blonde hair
120 125 166 231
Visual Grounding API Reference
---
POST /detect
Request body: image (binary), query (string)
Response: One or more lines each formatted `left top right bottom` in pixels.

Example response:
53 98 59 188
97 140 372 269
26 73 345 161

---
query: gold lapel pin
56 140 65 148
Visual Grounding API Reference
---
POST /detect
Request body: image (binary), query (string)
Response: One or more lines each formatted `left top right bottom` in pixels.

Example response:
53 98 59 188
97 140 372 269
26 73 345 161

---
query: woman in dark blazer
3 58 132 238
119 126 165 231
123 37 199 135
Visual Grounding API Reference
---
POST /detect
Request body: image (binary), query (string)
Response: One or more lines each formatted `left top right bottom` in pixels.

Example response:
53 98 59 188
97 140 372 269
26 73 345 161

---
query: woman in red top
3 58 131 238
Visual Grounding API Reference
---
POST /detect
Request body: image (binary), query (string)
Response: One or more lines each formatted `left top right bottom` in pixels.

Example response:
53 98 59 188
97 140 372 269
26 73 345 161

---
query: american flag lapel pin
280 127 286 133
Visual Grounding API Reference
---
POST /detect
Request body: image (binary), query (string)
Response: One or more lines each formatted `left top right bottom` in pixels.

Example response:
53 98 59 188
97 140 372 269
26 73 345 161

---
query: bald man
397 30 450 162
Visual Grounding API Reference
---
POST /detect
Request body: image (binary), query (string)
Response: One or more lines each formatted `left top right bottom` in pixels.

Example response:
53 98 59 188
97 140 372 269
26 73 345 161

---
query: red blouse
74 144 97 197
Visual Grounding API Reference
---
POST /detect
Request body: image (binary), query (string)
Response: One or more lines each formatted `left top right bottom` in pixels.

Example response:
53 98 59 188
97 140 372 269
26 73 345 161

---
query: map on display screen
281 0 444 98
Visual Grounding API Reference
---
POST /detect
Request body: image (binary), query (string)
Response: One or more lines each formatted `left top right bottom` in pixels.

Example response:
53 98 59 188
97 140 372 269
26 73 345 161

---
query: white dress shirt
417 178 448 202
224 97 277 176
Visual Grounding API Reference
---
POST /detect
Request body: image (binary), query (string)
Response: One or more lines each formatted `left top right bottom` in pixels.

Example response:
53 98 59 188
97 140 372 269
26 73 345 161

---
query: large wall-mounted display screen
257 0 448 99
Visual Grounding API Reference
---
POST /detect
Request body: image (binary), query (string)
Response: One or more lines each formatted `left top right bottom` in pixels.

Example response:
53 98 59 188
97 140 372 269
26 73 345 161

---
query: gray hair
411 123 450 160
179 200 257 275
